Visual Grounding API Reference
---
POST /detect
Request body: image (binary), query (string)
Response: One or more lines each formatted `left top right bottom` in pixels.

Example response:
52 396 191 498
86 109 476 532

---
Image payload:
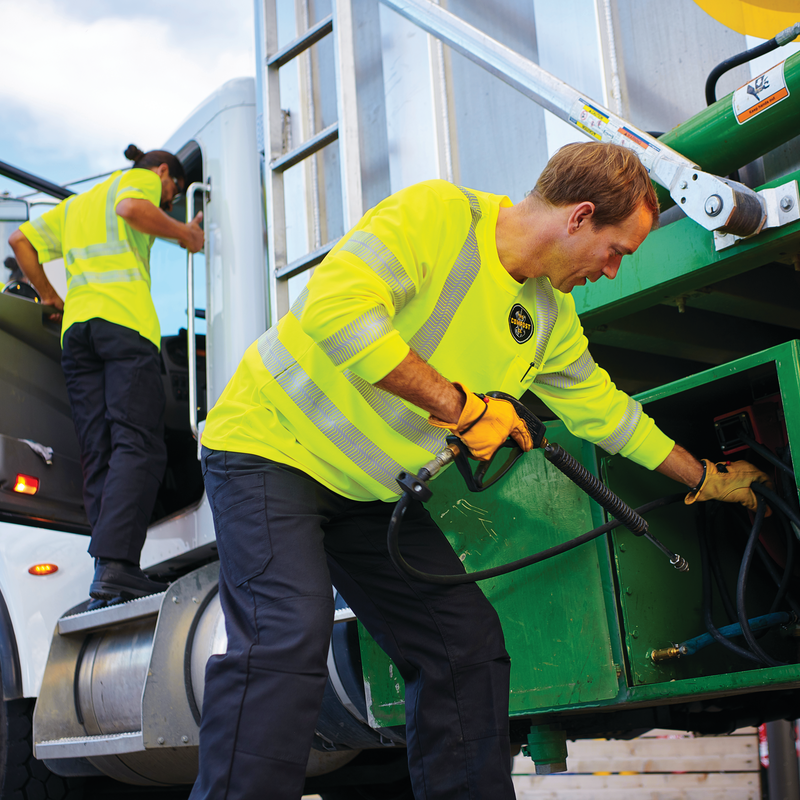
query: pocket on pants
127 363 166 431
213 472 273 586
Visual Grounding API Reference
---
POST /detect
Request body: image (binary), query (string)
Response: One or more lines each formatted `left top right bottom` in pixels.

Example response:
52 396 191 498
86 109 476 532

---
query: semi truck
1 0 800 796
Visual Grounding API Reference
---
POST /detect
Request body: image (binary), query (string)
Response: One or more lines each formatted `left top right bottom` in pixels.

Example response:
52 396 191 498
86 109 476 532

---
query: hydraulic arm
379 0 796 240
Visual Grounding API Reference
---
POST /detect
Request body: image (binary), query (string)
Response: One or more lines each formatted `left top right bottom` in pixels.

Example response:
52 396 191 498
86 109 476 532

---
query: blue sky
0 0 256 195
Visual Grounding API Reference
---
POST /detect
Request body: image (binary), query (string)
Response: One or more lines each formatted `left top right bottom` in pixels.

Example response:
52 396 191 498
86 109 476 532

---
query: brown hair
532 141 659 229
124 144 186 187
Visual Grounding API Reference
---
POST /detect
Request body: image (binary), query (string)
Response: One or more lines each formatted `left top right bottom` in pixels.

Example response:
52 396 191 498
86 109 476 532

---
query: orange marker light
29 564 58 576
13 474 39 495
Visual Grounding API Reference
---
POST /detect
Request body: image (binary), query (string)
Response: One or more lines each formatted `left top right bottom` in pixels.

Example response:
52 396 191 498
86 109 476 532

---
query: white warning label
733 62 790 124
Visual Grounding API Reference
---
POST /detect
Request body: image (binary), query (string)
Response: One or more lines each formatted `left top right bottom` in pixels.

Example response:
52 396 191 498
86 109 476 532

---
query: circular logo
508 304 533 344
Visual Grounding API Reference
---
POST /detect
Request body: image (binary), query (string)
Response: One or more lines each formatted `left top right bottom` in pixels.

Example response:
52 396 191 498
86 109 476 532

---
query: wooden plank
640 727 757 737
513 734 758 774
513 771 759 800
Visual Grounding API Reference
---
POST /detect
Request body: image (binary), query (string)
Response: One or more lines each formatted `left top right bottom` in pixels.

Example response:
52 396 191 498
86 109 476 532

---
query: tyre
0 697 87 799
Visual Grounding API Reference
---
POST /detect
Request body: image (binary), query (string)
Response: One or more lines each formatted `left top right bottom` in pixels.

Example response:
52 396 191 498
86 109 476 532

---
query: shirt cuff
620 422 675 470
347 330 410 384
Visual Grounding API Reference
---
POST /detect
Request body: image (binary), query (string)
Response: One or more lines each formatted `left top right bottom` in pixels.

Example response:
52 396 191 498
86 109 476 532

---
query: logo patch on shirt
508 304 533 343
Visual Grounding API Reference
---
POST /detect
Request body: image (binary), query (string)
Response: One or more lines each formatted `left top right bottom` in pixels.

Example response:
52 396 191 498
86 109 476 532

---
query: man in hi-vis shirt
190 142 768 800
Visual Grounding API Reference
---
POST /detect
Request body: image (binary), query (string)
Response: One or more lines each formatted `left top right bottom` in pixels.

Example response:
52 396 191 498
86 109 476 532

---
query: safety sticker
569 98 661 172
570 99 609 140
733 61 789 124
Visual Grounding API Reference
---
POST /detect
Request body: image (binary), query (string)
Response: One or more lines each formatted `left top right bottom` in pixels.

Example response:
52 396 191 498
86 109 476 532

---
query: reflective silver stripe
67 267 145 289
65 240 131 267
339 231 416 313
291 287 309 318
60 197 78 281
535 349 596 389
258 328 441 491
319 307 394 366
345 372 448 453
275 366 405 493
105 174 123 243
533 277 558 369
63 174 150 287
255 188 492 491
596 396 643 455
409 187 482 360
257 326 295 377
30 214 61 257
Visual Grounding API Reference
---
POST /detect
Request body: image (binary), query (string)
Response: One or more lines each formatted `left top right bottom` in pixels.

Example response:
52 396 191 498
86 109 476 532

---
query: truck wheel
0 697 86 799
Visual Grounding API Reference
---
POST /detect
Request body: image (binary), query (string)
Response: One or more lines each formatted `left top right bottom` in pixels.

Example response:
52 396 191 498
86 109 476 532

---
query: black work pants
61 318 167 563
189 448 515 800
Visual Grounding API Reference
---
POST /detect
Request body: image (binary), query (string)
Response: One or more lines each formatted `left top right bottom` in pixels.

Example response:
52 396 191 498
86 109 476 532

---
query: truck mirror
0 197 29 222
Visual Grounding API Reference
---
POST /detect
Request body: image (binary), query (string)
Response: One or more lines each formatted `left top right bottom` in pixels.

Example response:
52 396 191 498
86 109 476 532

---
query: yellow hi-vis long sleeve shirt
18 168 163 347
202 180 674 502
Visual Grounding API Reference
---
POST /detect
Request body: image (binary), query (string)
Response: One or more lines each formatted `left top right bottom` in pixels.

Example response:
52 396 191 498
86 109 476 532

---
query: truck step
58 592 166 635
334 606 355 623
35 730 145 758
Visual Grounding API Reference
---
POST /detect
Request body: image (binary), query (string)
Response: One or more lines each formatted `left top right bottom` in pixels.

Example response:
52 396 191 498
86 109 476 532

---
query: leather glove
429 383 533 461
684 459 773 513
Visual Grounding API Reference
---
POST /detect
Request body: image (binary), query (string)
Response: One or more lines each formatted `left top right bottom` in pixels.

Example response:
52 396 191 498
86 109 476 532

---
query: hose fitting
651 645 687 664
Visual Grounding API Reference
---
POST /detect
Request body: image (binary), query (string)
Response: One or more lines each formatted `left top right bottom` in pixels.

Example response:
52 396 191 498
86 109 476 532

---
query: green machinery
357 48 800 772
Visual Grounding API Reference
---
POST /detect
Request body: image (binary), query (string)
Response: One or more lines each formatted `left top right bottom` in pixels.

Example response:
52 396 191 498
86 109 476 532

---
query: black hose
769 512 796 614
388 492 685 586
753 483 800 528
706 510 739 624
705 38 779 106
732 508 800 618
543 442 648 534
736 499 786 667
754 522 800 618
738 433 796 480
698 511 764 664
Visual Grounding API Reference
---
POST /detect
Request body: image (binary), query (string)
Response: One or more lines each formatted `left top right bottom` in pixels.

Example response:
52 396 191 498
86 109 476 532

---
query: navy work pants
190 448 515 800
61 318 167 563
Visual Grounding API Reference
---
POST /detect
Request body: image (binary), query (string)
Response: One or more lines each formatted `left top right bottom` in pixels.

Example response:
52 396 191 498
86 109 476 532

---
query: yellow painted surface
693 0 800 40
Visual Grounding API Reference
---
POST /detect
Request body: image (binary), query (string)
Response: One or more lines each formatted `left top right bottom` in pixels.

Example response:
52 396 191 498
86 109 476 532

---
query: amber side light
28 564 58 576
13 474 39 495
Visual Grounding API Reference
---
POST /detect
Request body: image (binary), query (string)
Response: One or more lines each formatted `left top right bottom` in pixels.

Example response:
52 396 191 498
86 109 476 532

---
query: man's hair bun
124 144 146 163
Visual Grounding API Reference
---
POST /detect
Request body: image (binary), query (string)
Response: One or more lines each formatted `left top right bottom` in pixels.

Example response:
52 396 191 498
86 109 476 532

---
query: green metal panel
604 458 794 687
656 50 800 211
573 167 800 328
360 422 623 727
360 342 800 726
608 341 800 685
525 342 800 722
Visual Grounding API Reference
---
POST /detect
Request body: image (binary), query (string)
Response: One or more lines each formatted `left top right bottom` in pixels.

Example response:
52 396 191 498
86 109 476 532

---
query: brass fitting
650 645 687 664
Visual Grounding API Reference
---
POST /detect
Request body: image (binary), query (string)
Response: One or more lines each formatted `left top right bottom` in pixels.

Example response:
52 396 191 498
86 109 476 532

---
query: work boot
89 558 166 603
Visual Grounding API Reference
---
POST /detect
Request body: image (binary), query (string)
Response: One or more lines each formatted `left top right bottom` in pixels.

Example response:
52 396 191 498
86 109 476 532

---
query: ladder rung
267 14 334 69
270 123 339 173
275 239 340 281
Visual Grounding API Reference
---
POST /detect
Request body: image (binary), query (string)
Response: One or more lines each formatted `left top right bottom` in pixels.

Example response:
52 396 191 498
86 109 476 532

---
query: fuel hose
387 491 686 586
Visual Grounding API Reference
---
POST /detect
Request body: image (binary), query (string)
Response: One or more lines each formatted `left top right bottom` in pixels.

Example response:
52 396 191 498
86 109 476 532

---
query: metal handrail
186 181 211 440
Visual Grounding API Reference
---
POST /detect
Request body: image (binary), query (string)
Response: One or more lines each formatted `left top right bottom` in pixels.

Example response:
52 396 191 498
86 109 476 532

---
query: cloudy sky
0 0 256 195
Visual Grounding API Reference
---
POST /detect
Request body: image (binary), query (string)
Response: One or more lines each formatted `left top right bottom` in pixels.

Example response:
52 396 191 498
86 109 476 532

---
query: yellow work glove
429 383 533 461
684 459 773 513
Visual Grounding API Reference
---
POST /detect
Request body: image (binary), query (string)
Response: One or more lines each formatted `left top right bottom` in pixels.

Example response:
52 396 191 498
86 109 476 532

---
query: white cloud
0 0 255 177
